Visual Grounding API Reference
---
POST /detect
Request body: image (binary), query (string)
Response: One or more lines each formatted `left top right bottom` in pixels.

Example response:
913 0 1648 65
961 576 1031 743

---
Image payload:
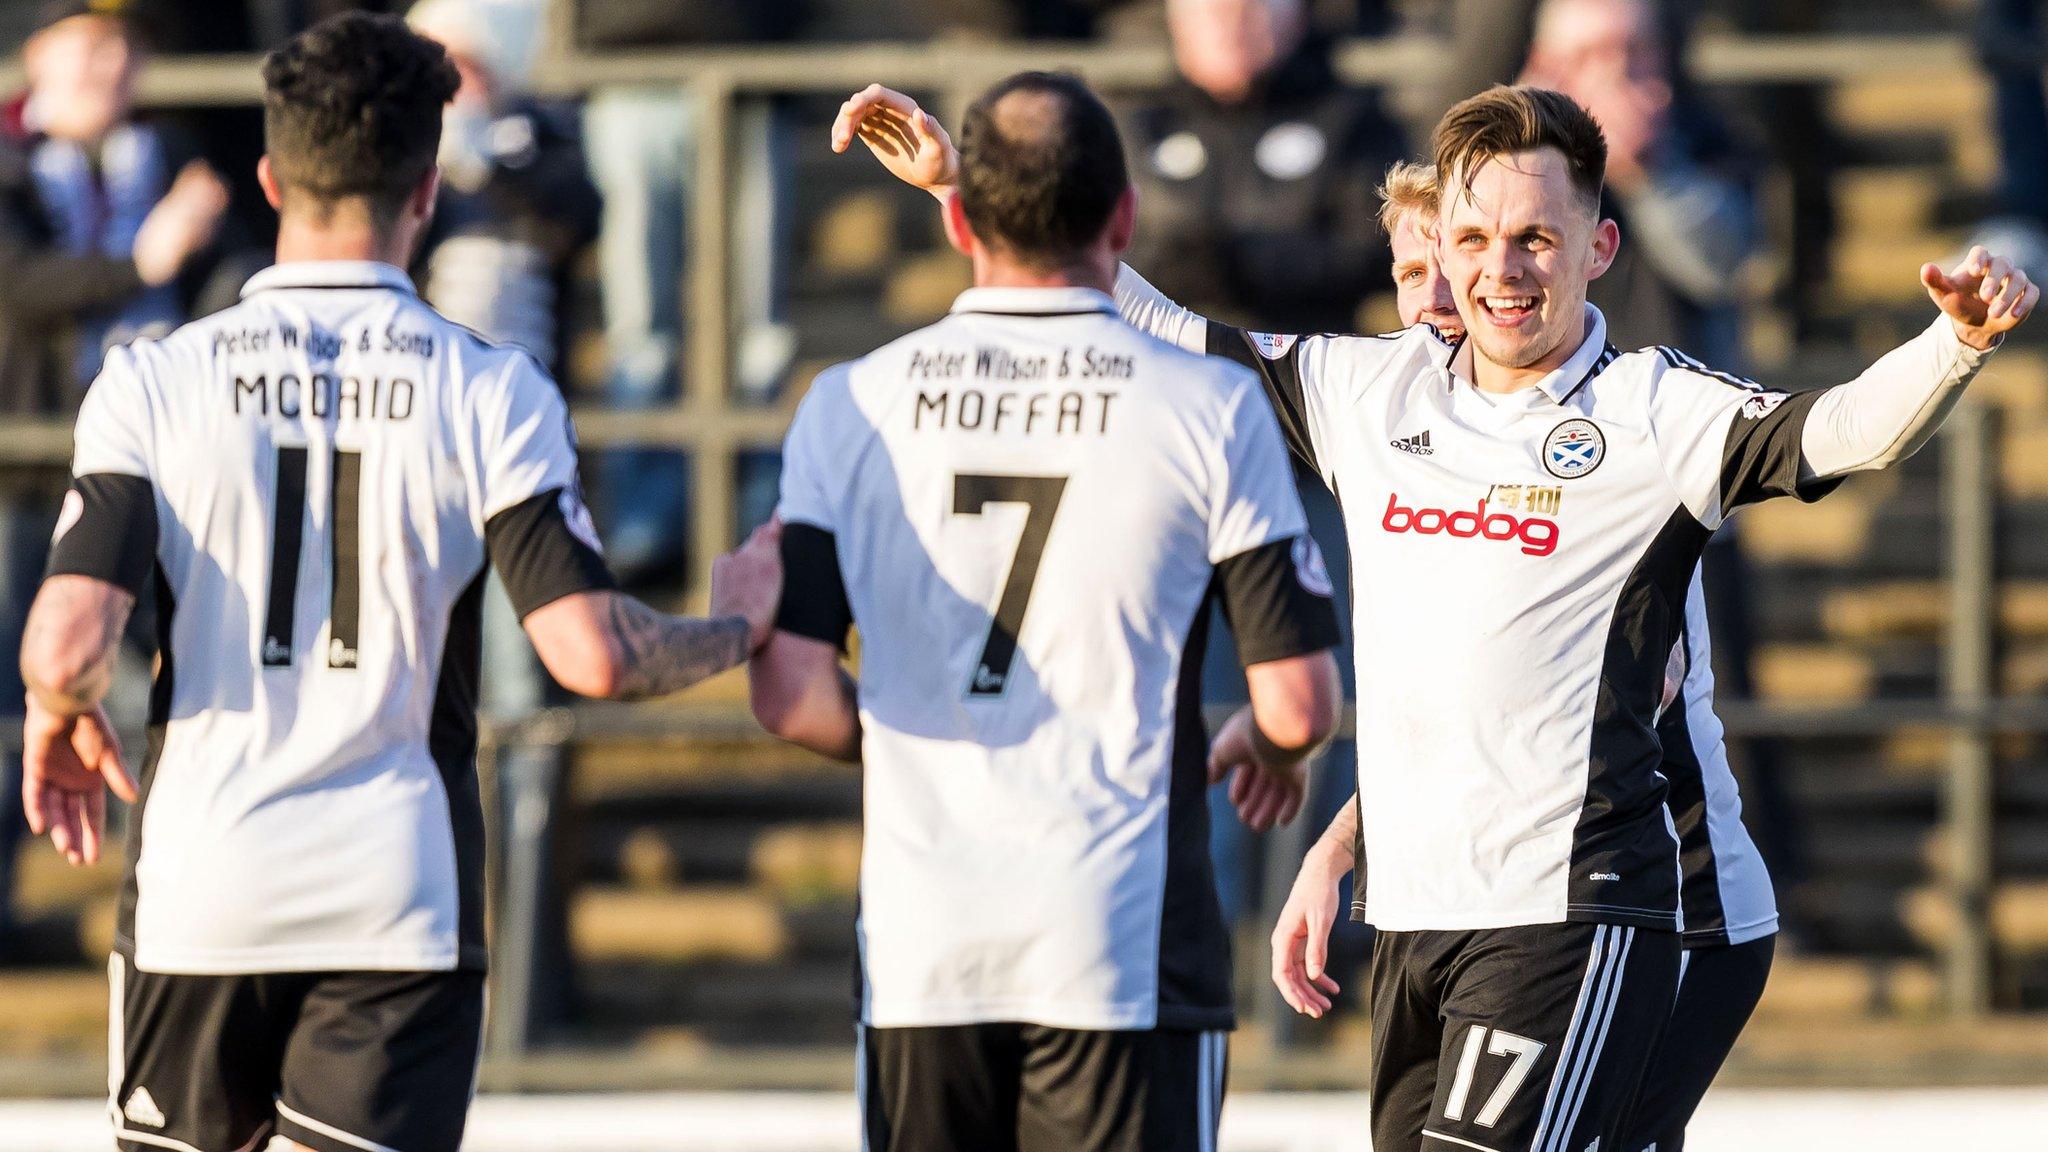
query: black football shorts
108 954 484 1152
1369 922 1681 1152
859 1022 1228 1152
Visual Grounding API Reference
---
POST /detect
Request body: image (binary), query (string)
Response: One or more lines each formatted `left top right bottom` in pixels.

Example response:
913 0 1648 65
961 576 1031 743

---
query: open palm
831 84 959 196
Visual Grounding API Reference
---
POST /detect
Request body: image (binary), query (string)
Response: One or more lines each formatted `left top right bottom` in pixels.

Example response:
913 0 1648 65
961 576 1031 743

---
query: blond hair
1376 160 1440 236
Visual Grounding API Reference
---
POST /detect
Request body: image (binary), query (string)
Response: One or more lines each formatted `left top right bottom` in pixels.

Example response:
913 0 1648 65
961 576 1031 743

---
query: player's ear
256 157 284 212
1587 216 1620 281
941 191 977 259
409 167 442 224
1105 185 1137 256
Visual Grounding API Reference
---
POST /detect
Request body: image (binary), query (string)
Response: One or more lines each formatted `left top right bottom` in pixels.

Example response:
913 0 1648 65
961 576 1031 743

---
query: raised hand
22 699 137 868
134 161 230 287
712 518 785 652
1923 245 2039 351
831 84 959 199
1207 706 1307 832
1270 840 1348 1018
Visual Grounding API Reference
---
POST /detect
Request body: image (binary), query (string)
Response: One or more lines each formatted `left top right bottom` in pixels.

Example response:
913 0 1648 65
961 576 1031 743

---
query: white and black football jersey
774 286 1341 1031
1662 566 1777 947
1119 268 1986 935
46 262 613 975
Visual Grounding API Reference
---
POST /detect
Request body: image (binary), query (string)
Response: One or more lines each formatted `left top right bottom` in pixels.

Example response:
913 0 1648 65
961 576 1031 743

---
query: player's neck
971 252 1116 297
274 216 415 271
1465 311 1596 395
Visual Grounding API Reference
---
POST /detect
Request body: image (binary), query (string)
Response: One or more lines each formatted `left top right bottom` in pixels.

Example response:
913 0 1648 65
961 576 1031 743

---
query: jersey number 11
262 444 362 670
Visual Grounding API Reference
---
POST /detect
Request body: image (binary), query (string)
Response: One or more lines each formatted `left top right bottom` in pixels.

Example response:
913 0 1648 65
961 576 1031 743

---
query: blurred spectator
407 0 597 713
578 0 800 585
799 0 1097 40
1116 0 1405 333
408 0 596 373
0 0 226 959
1970 0 2048 276
1518 0 1757 364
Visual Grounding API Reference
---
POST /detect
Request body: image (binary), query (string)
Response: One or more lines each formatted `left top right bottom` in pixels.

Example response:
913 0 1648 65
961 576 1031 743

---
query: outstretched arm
1801 246 2036 480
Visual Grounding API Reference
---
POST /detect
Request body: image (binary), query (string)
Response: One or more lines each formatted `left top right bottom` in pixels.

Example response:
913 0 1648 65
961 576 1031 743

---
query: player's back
779 287 1316 1030
75 262 577 974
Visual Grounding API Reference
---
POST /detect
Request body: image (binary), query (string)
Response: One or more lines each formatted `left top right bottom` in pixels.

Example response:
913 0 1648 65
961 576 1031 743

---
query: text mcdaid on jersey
219 321 440 423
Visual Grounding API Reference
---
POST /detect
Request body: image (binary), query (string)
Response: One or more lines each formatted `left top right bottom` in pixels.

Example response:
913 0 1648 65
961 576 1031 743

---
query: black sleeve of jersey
1720 387 1846 512
1205 324 1321 474
45 473 157 597
776 522 853 651
1215 535 1343 666
484 488 618 619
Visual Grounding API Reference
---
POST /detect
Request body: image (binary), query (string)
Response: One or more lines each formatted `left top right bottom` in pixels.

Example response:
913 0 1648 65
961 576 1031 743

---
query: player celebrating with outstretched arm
1274 159 1786 1152
19 15 781 1152
838 81 2034 1152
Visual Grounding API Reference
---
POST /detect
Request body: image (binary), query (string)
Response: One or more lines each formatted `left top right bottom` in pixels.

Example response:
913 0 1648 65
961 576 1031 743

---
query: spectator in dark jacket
0 0 225 960
1116 0 1406 333
1518 0 1758 365
408 0 599 373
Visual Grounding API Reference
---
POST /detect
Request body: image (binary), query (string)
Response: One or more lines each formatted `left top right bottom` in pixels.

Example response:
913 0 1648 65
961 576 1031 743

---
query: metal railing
0 31 2027 1046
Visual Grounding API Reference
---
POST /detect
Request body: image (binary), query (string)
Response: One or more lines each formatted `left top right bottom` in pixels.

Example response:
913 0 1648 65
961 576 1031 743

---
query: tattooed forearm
600 593 754 700
1315 792 1360 857
21 576 134 716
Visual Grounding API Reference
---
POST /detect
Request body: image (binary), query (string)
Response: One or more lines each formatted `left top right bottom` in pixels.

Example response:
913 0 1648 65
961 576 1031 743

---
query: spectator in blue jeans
579 0 800 584
1972 0 2048 274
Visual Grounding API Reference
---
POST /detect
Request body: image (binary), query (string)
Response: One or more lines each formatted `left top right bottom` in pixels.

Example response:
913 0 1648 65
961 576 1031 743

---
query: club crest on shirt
1739 391 1789 420
1542 419 1605 479
1292 535 1335 598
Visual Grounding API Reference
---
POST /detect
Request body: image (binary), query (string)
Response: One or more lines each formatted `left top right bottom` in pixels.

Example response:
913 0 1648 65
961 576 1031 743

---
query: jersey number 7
262 444 362 670
952 473 1067 699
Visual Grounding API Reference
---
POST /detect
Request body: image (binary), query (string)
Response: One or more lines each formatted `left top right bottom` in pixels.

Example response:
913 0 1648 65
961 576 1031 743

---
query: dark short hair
957 72 1130 269
1433 85 1606 213
261 12 459 224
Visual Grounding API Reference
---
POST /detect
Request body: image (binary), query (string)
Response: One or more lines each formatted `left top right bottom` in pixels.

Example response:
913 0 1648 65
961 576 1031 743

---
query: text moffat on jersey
776 287 1338 1031
1116 272 1913 935
56 263 598 975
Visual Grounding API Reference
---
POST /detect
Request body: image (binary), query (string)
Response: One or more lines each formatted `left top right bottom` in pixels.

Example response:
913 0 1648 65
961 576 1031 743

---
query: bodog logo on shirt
1380 489 1561 557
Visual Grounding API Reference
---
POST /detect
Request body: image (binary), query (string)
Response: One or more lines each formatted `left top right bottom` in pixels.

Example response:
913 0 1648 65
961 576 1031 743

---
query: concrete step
577 956 856 1046
571 886 789 964
579 820 862 898
570 886 858 966
1821 579 2048 641
1905 880 2048 954
1753 952 1942 1019
0 969 108 1057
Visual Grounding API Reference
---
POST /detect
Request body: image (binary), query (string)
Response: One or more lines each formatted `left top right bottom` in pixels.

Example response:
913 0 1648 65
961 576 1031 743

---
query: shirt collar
949 286 1118 318
241 261 418 299
1448 304 1617 403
